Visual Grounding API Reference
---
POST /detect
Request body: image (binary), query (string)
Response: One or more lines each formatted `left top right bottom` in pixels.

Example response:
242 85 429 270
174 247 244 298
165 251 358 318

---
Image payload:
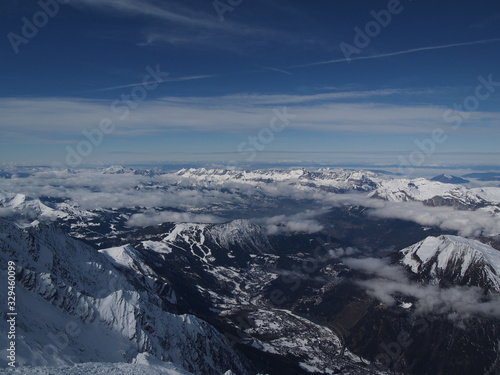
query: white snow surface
0 219 245 375
371 177 500 206
141 219 272 264
400 235 500 290
6 361 194 375
0 190 95 223
175 167 379 191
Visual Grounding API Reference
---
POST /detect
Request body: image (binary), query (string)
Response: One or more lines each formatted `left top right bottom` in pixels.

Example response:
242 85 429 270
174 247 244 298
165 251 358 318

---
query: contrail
86 74 217 93
257 64 293 75
291 38 500 68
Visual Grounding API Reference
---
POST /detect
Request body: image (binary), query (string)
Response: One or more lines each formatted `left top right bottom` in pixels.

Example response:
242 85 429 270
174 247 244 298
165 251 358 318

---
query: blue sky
1 0 500 170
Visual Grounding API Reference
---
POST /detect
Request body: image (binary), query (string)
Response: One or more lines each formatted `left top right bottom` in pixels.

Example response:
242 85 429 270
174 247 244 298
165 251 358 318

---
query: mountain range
1 166 499 374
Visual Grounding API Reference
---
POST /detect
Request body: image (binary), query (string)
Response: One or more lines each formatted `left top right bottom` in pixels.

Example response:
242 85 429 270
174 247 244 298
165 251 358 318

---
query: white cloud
316 193 500 237
2 93 498 143
0 207 12 217
368 201 500 237
343 257 408 281
1 168 498 238
344 257 500 319
70 0 312 52
126 211 224 227
0 169 236 211
253 211 325 235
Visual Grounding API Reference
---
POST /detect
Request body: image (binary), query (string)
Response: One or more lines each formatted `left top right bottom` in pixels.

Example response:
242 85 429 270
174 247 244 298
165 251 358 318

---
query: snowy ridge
176 168 500 209
370 178 500 208
100 244 156 276
175 167 379 192
142 219 273 264
0 190 95 222
0 192 68 221
0 219 246 374
98 232 387 374
207 219 272 254
400 235 500 291
371 178 475 202
7 359 194 375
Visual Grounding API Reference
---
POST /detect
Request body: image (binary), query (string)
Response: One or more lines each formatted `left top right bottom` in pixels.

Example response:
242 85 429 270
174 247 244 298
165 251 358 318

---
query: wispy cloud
86 74 217 93
2 92 500 141
71 0 312 52
292 38 500 68
256 65 293 76
252 210 326 235
72 0 226 31
368 201 500 237
324 193 500 237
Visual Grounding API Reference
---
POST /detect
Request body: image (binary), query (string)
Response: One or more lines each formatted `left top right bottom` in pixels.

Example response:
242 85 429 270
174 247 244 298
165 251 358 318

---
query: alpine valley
1 166 500 375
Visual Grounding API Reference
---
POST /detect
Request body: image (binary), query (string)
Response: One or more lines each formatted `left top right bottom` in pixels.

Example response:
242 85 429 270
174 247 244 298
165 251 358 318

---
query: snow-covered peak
0 219 246 374
207 219 272 254
370 178 464 202
102 165 134 174
143 219 272 264
174 167 380 193
0 190 97 223
6 361 195 375
9 192 27 206
400 235 500 291
370 178 500 209
0 191 66 220
99 244 155 276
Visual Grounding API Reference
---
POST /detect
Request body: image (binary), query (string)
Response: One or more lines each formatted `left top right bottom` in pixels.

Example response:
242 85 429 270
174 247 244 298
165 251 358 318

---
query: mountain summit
399 235 500 291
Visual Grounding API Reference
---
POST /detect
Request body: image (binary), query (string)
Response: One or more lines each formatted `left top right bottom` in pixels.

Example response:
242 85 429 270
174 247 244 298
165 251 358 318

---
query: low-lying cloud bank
252 211 325 235
0 168 499 238
126 211 224 227
326 193 500 237
0 208 12 217
344 257 500 320
367 201 500 237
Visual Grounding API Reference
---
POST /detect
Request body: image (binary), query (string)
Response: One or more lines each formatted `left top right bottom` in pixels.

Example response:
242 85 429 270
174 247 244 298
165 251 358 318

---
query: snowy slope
138 219 273 264
370 178 500 208
0 192 68 221
399 235 500 291
175 167 379 192
6 359 194 375
175 168 500 212
0 219 246 374
99 224 389 375
0 191 95 223
371 178 475 203
431 174 470 184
